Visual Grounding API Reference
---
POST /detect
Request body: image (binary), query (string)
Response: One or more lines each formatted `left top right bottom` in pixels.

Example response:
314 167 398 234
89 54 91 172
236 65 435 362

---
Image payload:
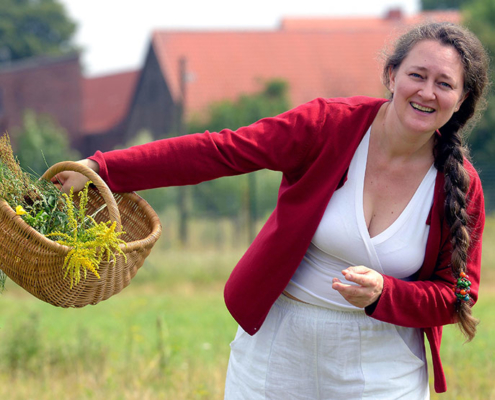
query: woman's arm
88 98 328 193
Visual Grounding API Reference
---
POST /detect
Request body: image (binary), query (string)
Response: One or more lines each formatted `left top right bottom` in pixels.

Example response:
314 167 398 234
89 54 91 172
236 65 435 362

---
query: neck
373 102 435 163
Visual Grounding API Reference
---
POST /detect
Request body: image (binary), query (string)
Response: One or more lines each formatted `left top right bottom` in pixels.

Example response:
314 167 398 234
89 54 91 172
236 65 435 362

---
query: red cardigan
90 96 485 393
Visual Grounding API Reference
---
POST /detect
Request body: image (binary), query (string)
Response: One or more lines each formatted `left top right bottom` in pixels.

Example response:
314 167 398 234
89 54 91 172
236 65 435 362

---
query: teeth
411 102 435 113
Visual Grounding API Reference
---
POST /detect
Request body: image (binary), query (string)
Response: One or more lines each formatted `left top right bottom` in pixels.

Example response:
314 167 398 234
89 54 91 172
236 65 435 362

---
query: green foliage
421 0 468 10
188 79 290 219
462 0 495 170
0 0 76 62
15 109 80 177
11 187 69 235
0 134 70 236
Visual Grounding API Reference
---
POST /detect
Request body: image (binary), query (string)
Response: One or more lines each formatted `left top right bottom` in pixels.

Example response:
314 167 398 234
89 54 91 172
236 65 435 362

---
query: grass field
0 216 494 399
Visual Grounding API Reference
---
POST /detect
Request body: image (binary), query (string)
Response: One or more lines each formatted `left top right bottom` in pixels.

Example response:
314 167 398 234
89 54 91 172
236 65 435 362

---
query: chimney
385 8 403 21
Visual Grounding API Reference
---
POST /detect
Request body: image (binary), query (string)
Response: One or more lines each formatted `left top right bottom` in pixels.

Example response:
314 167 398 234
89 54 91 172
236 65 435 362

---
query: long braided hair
382 22 489 341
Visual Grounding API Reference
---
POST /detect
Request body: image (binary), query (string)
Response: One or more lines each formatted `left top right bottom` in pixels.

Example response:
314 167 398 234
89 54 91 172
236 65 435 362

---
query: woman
56 22 488 398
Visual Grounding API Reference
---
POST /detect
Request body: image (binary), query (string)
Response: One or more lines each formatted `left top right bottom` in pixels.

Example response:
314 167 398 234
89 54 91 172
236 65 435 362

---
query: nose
419 80 435 100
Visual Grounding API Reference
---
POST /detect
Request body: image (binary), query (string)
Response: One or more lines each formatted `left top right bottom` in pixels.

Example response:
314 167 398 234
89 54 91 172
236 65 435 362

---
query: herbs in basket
0 133 127 290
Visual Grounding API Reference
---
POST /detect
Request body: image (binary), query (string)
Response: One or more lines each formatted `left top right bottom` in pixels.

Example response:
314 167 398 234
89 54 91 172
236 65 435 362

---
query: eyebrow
410 66 455 81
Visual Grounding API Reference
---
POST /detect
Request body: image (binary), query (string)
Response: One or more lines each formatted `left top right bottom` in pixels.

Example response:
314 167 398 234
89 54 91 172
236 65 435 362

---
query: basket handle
41 161 122 232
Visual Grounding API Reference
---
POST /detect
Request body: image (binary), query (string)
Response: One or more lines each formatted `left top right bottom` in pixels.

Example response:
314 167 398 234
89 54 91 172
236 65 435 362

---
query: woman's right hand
51 159 100 194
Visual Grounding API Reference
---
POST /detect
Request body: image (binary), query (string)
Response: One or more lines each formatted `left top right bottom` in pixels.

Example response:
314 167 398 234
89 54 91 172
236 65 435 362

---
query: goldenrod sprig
47 182 127 288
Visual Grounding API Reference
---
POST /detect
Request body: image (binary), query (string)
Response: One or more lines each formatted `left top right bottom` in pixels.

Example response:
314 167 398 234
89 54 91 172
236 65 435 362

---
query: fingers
331 278 364 296
342 265 370 274
332 267 384 308
341 266 380 287
49 171 84 194
343 271 372 287
63 172 90 194
332 281 380 308
48 159 99 194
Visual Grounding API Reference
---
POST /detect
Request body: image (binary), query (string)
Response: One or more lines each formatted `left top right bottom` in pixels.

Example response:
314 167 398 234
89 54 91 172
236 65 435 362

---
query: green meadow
0 216 494 399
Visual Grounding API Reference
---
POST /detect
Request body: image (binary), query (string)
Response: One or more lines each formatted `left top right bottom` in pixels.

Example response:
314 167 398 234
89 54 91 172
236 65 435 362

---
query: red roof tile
152 10 461 120
82 69 139 134
280 10 461 31
153 30 387 119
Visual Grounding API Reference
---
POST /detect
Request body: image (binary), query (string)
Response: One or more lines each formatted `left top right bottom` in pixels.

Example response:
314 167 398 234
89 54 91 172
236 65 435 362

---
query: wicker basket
0 161 162 307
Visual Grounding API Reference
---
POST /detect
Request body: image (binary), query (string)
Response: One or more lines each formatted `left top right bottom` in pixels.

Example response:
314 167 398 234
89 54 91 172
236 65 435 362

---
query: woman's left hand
332 266 384 308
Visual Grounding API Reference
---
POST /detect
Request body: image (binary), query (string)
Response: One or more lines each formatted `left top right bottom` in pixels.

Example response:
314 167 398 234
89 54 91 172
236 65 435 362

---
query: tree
15 109 80 176
421 0 468 10
459 0 495 211
460 0 495 163
0 0 76 63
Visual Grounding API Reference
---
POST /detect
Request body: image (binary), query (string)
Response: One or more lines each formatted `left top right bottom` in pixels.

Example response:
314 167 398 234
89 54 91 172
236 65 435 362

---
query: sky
59 0 420 77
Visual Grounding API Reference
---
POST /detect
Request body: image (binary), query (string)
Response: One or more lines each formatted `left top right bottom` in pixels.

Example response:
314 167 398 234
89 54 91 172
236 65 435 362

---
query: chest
363 153 434 238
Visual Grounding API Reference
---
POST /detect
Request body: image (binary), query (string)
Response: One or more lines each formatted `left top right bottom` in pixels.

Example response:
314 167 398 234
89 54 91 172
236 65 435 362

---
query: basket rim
117 192 162 253
0 191 162 255
0 198 70 254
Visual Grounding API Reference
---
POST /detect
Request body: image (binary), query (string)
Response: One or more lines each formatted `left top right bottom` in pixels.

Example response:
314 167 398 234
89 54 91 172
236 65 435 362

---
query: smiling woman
52 21 489 399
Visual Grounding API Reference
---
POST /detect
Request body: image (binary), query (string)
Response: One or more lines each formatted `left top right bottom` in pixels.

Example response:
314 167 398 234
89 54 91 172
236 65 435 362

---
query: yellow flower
15 205 27 216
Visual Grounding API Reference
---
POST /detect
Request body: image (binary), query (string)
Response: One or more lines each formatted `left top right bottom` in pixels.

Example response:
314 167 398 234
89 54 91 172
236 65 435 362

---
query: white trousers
225 295 429 400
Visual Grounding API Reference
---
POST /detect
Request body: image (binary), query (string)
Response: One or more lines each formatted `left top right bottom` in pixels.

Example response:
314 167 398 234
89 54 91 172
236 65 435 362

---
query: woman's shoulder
320 96 389 123
322 96 388 108
301 96 388 109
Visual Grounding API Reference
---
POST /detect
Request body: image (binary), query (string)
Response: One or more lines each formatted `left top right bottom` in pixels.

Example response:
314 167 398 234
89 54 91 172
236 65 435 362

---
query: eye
440 82 453 89
410 73 422 79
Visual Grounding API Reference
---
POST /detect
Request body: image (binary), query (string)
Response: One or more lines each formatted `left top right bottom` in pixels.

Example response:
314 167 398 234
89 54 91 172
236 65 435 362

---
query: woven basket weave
0 161 162 307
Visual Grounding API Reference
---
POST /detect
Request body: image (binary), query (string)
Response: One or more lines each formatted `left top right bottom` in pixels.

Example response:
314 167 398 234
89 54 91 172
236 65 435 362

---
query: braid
434 129 478 341
384 22 489 341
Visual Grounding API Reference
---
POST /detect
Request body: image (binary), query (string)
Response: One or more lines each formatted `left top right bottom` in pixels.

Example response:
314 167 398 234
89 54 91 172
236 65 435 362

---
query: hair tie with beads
452 271 472 303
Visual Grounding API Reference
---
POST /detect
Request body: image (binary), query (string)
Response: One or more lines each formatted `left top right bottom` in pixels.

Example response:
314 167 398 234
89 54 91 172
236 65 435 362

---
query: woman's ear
388 66 396 94
455 91 469 112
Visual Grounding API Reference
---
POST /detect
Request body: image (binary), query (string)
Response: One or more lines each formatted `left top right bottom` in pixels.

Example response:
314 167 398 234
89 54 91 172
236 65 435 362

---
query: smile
411 102 435 113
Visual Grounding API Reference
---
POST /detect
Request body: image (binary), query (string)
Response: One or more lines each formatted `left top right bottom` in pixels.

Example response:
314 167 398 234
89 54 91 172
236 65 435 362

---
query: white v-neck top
285 128 437 311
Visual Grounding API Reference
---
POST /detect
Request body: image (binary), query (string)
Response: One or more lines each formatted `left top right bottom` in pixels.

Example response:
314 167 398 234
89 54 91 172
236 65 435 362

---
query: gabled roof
151 10 461 119
280 10 461 31
152 29 390 118
82 69 139 134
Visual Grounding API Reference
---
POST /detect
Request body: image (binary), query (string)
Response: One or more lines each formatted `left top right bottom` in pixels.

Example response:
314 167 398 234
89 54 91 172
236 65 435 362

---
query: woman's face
388 40 467 137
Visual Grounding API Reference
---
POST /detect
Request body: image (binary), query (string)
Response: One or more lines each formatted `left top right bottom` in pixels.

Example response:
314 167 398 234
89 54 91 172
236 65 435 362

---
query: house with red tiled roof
0 53 83 146
0 9 462 157
280 9 460 31
78 8 459 156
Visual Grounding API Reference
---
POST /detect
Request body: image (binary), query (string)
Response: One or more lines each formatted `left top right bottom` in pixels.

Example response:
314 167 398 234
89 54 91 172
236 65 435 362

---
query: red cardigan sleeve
366 164 485 328
89 98 327 193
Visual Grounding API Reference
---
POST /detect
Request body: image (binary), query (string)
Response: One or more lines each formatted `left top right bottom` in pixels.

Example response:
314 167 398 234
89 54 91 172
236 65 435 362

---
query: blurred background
0 0 494 399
